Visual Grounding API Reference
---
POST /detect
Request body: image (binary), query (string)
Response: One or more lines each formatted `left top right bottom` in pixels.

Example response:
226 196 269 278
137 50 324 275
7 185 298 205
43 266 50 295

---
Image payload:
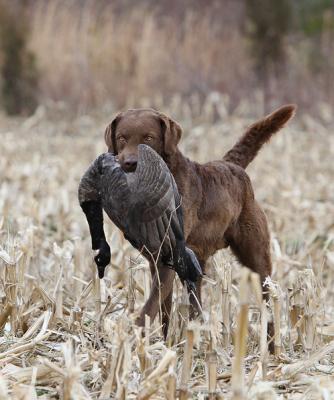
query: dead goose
78 144 202 292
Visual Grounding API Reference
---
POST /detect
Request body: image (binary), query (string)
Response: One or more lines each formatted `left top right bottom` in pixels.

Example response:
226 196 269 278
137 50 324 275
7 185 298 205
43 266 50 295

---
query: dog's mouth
122 163 137 173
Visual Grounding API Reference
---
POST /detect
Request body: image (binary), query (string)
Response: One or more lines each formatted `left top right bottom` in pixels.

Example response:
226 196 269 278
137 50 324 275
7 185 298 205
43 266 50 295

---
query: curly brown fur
103 105 296 347
223 105 296 168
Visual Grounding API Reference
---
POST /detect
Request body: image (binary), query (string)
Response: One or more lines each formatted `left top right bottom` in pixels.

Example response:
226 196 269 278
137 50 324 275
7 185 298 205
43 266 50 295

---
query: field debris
0 100 333 398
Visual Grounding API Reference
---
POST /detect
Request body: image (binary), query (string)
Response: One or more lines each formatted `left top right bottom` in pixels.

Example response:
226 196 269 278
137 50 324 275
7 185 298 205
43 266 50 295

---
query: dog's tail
223 104 296 169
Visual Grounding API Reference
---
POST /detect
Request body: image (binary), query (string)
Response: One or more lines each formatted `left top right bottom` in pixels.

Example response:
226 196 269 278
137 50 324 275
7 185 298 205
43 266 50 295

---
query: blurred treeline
0 0 333 115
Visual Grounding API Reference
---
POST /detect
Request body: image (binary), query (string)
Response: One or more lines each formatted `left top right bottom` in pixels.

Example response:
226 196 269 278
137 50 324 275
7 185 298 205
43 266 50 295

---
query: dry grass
0 96 333 399
24 0 332 113
27 1 248 112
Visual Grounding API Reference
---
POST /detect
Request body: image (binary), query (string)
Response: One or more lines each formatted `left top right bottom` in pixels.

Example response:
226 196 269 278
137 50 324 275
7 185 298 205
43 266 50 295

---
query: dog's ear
104 112 123 154
158 112 183 156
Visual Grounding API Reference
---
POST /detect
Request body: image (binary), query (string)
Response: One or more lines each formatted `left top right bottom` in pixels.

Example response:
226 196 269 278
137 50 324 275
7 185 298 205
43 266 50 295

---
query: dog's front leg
136 263 175 338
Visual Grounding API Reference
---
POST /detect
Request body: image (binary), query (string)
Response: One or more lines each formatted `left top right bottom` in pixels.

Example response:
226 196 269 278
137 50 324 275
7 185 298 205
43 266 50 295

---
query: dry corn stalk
69 306 82 332
99 336 123 399
292 269 318 353
173 284 190 345
3 258 18 334
179 326 195 400
62 340 91 400
281 340 334 378
138 348 176 399
206 337 218 399
221 260 232 347
115 338 132 400
94 269 102 316
166 362 177 400
128 266 135 313
214 253 232 347
137 340 150 376
53 242 74 320
265 277 283 357
289 272 305 346
231 268 251 400
260 300 269 378
53 264 64 319
0 332 51 365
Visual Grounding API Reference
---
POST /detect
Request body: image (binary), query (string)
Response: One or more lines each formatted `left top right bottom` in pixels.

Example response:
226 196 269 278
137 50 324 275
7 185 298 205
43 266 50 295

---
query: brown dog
104 105 296 340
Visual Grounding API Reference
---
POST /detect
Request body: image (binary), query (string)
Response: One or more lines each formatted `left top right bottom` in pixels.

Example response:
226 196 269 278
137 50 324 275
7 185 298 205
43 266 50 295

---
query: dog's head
104 108 182 172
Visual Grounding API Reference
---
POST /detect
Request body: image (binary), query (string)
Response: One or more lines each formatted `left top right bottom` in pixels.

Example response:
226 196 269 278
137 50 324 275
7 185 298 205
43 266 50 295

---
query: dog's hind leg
227 202 274 352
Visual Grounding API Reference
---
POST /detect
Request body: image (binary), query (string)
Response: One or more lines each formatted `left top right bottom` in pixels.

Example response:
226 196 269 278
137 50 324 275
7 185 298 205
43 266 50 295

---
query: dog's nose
123 159 137 172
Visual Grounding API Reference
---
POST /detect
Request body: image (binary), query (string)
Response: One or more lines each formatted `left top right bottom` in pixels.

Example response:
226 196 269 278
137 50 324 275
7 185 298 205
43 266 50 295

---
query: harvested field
0 97 333 399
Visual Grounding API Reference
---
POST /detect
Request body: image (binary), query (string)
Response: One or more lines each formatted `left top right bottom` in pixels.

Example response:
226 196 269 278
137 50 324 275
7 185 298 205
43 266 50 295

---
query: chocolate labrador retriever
103 104 296 341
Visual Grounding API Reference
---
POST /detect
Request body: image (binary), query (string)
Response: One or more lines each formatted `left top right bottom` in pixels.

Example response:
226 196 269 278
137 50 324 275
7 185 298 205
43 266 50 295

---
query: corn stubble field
0 96 333 399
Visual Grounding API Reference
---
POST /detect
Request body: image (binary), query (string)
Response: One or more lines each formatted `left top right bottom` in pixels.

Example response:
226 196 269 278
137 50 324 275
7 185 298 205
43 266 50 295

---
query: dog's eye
144 135 153 142
117 136 127 144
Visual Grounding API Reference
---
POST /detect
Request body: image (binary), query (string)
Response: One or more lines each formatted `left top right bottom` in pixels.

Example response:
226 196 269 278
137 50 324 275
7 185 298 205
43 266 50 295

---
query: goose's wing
132 145 175 222
130 145 183 253
98 153 131 233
